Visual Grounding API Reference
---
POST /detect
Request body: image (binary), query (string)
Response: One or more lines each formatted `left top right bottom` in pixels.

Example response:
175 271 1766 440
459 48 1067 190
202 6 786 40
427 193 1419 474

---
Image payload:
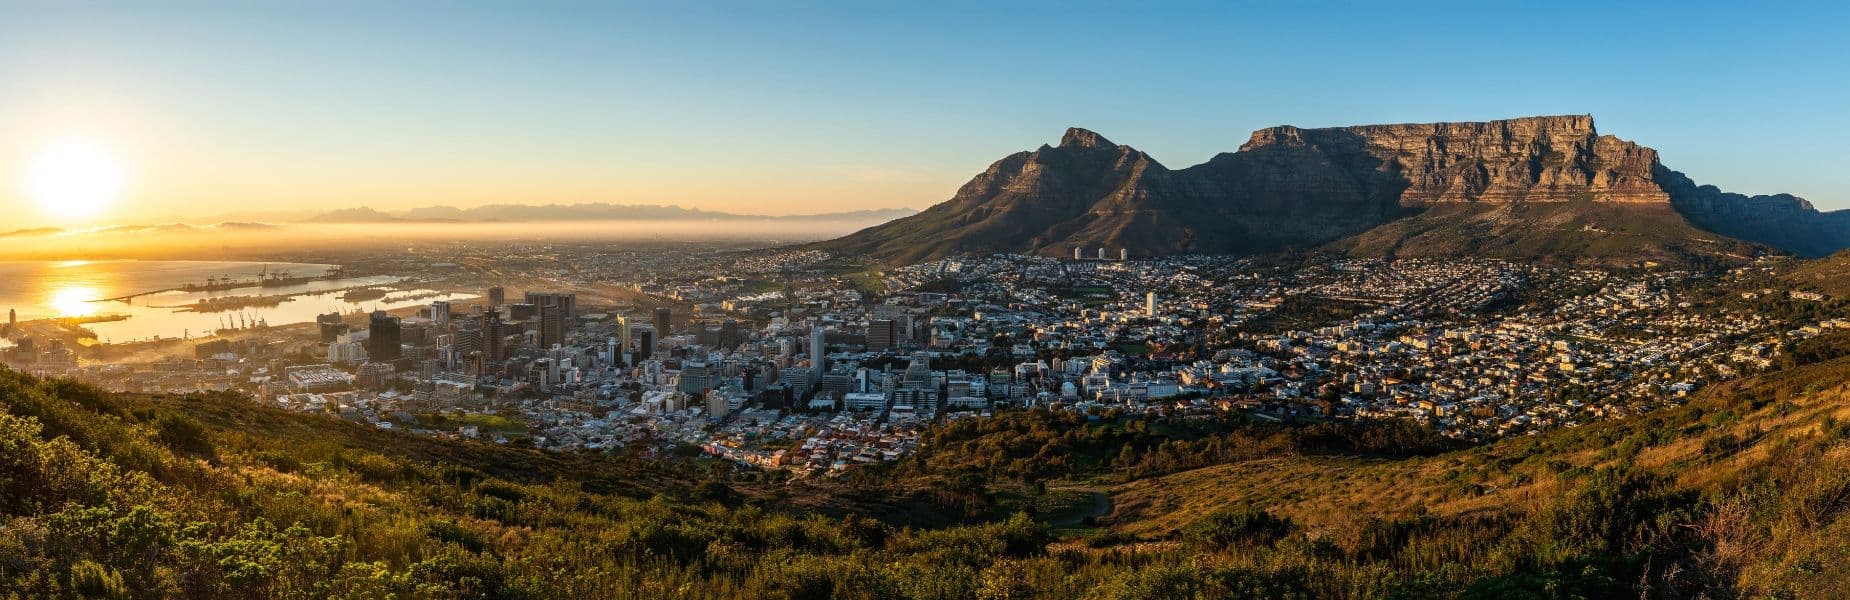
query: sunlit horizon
4 2 1850 230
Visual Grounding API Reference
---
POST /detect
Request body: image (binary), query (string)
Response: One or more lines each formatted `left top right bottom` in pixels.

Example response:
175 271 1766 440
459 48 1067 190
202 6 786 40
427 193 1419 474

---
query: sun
23 135 126 222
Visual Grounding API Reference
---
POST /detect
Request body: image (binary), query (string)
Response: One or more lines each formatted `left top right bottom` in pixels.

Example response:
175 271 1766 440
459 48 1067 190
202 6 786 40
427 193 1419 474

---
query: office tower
455 322 483 355
719 319 740 349
1120 248 1128 261
524 292 576 319
538 304 565 348
1097 247 1106 260
1073 247 1082 260
868 319 896 351
367 311 402 362
487 286 505 307
316 313 348 343
903 351 932 387
484 312 504 361
430 301 452 327
810 326 827 370
654 306 673 335
809 326 828 389
616 314 631 353
1145 292 1157 318
694 321 719 347
679 361 711 395
634 326 655 361
508 303 537 321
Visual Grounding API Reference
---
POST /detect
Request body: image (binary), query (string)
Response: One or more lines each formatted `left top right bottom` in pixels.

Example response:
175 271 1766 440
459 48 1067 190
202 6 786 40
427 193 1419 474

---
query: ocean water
0 260 476 342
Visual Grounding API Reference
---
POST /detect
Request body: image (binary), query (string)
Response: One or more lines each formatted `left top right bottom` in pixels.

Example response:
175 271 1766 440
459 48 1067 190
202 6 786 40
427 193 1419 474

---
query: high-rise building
508 303 538 321
316 313 348 343
1145 291 1157 318
367 311 402 362
679 361 710 395
903 351 933 388
634 326 655 361
484 312 504 361
538 304 565 348
524 292 576 319
810 326 827 370
719 319 740 349
616 315 631 354
455 322 483 355
653 306 673 335
809 325 828 389
868 319 897 351
487 286 505 307
430 301 452 327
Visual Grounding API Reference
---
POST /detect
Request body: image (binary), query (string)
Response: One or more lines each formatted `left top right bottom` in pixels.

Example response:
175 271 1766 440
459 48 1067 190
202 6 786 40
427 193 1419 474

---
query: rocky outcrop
817 116 1841 262
1236 116 1670 205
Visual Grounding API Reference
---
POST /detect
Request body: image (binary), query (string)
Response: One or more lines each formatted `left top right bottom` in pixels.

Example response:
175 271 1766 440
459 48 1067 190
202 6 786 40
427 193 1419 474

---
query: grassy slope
1325 201 1761 266
1787 250 1850 296
1108 354 1850 595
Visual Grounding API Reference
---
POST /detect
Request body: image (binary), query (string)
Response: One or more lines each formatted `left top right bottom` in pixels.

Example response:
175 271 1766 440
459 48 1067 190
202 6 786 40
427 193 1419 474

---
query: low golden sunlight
22 135 126 222
46 285 100 318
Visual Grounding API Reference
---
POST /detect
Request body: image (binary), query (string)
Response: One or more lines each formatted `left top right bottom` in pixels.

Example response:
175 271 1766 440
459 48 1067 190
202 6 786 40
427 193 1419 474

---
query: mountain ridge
817 115 1847 263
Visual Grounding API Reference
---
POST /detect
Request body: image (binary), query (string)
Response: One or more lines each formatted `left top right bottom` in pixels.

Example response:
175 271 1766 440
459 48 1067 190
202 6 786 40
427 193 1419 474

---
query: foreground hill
817 115 1845 264
10 351 1850 597
1098 353 1850 597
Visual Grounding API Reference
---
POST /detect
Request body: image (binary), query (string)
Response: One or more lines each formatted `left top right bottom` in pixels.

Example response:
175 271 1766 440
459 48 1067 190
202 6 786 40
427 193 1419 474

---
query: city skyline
4 1 1850 228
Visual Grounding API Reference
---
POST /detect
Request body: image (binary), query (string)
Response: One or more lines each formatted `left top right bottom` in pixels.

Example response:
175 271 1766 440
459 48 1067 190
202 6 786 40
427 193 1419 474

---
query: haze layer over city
6 3 1850 599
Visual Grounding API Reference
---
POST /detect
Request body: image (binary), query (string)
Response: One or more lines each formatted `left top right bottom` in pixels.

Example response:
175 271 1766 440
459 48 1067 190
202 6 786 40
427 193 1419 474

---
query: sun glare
48 286 101 318
23 135 126 222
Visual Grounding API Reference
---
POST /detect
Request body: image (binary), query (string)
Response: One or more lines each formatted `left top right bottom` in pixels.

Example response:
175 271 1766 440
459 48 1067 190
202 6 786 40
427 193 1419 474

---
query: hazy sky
3 1 1848 228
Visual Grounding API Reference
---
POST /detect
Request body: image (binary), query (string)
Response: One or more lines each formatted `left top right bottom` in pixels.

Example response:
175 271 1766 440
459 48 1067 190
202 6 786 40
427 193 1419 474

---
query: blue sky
2 0 1848 225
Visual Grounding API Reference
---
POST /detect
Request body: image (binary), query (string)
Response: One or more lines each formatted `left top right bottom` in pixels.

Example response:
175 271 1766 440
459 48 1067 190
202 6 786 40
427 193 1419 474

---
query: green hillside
8 352 1850 598
1329 201 1763 266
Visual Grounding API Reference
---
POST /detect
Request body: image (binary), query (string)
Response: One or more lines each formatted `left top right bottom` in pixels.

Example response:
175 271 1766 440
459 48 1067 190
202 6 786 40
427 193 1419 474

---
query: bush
1185 505 1293 548
153 413 213 455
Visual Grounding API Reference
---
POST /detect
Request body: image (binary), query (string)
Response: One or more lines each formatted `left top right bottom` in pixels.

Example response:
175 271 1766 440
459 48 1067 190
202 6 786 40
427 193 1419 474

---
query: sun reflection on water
48 286 102 318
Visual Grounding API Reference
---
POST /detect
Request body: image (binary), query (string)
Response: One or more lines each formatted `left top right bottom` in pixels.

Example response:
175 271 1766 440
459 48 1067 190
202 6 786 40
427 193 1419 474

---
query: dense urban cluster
2 242 1840 474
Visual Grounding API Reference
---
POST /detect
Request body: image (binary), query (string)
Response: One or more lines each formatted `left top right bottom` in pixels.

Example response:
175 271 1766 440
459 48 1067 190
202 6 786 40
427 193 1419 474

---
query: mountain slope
818 115 1838 263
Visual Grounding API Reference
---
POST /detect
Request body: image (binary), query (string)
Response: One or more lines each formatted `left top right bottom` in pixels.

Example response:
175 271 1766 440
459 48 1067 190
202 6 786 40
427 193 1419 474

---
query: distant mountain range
0 222 279 238
304 204 918 223
816 115 1849 264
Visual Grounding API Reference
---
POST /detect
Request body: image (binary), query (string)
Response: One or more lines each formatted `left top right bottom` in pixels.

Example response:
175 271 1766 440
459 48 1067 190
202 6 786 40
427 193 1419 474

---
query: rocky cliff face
817 116 1842 263
1236 115 1671 205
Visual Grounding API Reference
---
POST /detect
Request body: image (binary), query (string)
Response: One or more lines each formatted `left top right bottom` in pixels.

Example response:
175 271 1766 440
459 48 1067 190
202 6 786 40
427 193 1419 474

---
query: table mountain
817 115 1848 263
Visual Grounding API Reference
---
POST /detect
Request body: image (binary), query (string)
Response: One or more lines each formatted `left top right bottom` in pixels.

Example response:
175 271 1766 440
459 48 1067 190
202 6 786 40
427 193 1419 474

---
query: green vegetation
1243 296 1376 334
9 352 1850 597
401 411 530 434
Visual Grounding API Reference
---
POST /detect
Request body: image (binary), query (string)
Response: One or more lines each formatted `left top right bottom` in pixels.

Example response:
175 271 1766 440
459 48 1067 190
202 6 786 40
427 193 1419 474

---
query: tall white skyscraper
810 325 828 388
1145 291 1157 318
